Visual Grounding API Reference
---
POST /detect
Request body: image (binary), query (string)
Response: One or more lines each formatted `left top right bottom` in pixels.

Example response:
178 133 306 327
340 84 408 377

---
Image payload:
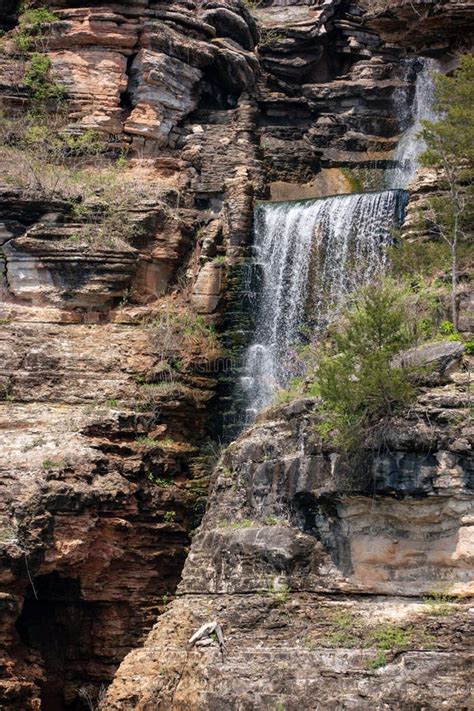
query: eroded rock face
0 300 219 709
0 0 472 709
104 361 474 709
360 0 474 54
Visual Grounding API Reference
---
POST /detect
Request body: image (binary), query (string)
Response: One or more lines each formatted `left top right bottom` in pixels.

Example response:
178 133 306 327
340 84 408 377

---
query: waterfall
239 190 407 418
386 58 439 189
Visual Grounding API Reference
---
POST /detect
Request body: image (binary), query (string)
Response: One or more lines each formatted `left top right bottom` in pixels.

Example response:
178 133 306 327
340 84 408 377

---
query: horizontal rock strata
104 356 474 708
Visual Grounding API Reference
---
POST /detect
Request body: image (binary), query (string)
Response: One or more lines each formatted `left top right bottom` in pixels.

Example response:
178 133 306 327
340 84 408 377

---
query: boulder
202 7 256 50
191 261 226 313
395 339 465 379
124 49 202 143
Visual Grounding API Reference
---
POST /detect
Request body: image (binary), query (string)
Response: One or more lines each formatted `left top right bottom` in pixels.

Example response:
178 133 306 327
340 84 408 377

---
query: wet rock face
104 365 473 709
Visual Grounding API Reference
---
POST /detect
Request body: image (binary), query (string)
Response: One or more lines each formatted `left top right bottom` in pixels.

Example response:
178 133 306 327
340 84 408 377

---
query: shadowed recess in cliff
239 189 408 418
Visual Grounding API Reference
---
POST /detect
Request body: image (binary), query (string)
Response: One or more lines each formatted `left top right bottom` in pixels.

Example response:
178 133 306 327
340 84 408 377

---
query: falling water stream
386 58 439 188
236 59 437 423
239 190 407 417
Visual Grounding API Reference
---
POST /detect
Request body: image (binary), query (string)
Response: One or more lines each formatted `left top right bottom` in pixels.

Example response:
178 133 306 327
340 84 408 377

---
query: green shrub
42 458 61 470
148 306 221 363
324 629 359 648
423 590 460 616
370 624 412 650
15 7 58 53
389 240 451 278
164 510 176 523
263 515 282 526
22 52 65 101
367 651 387 669
315 279 417 453
418 54 474 328
267 582 290 605
20 8 58 26
258 28 286 48
464 340 474 355
439 320 456 336
230 519 254 529
275 376 304 404
136 436 155 446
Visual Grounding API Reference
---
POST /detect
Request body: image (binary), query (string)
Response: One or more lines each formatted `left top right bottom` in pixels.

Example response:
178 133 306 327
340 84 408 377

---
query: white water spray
240 190 407 417
386 58 439 189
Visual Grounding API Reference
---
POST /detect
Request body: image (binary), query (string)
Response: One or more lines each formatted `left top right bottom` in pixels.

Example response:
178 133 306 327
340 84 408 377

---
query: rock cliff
103 348 473 709
0 0 472 709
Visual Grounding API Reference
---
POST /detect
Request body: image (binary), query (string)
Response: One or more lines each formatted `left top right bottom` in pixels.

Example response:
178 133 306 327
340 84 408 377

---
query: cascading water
239 190 407 418
232 59 438 427
386 58 439 189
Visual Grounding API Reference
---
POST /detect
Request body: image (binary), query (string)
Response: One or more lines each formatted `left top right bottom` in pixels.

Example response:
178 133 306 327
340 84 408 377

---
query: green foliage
388 239 471 279
164 510 176 523
230 519 254 529
242 0 262 10
370 624 413 650
267 582 290 605
366 623 413 668
423 589 461 616
418 55 474 326
15 7 58 53
322 610 361 648
42 458 61 470
1 102 156 249
0 109 112 198
19 8 58 26
258 27 286 48
148 474 172 487
420 55 474 175
340 167 363 192
263 515 282 526
159 437 177 448
315 279 416 452
22 52 65 101
275 376 304 404
331 610 355 629
324 629 359 648
439 320 456 336
148 305 221 363
367 651 387 670
464 340 474 355
136 436 158 447
438 320 462 342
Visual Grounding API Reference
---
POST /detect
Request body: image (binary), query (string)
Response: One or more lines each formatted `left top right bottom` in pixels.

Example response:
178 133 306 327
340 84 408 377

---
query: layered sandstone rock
0 292 222 709
0 0 472 709
104 353 473 709
361 0 474 54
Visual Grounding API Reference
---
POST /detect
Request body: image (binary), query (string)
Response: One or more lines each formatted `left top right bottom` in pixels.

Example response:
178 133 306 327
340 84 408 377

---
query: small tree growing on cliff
316 279 416 454
419 55 474 328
